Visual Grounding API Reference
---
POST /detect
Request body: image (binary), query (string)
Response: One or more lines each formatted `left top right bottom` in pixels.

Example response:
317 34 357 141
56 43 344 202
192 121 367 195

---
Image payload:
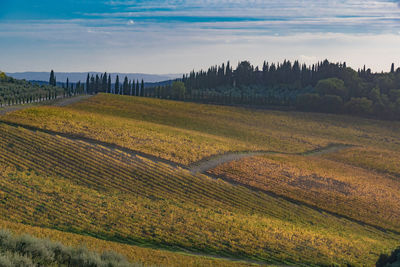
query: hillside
0 94 398 266
0 230 133 267
0 72 65 106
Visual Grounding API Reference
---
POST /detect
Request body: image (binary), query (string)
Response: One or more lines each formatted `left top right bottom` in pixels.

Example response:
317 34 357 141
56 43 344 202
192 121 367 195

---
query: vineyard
0 123 397 265
209 153 400 233
321 147 400 178
0 73 65 107
0 220 254 267
0 93 399 266
2 93 400 165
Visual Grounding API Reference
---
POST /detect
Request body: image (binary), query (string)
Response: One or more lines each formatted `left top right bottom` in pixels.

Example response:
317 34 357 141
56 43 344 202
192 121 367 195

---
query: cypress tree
141 79 145 97
115 75 120 94
86 74 90 94
49 70 56 86
123 76 128 95
108 74 112 93
90 75 95 94
136 80 140 96
95 75 100 94
102 72 108 92
391 63 395 73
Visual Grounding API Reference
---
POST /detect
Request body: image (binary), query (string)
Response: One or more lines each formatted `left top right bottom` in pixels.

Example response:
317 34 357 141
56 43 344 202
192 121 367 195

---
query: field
3 93 400 164
0 93 399 266
0 220 255 267
209 153 400 233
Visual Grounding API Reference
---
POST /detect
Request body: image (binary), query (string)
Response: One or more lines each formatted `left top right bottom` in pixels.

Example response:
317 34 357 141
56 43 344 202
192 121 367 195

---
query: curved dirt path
0 95 92 116
189 144 353 174
53 95 93 107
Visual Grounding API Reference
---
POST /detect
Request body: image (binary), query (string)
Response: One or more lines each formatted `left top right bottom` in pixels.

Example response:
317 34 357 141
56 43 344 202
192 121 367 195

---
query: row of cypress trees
84 73 145 96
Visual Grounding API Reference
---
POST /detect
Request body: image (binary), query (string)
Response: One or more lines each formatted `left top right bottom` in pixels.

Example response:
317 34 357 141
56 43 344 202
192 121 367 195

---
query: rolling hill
0 93 399 266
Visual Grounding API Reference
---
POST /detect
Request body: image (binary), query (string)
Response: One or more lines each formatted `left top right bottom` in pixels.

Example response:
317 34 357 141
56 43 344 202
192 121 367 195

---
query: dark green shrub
0 230 139 267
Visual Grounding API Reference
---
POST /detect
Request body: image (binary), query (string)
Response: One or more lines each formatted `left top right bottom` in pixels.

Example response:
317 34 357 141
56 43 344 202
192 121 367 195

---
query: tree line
84 73 145 96
146 59 400 120
24 59 400 121
0 71 65 107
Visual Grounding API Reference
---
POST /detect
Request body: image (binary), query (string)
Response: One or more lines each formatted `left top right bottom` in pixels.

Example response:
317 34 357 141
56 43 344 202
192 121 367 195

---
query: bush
0 72 6 82
296 93 321 111
345 97 373 115
0 230 138 267
316 78 347 99
376 247 400 267
319 95 343 113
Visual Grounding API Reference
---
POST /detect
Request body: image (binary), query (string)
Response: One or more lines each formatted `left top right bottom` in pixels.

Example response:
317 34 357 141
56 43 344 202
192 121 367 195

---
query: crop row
0 123 398 266
209 153 400 233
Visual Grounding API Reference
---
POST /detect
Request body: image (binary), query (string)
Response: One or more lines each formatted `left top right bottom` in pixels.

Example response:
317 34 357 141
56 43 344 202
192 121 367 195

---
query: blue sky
1 0 400 73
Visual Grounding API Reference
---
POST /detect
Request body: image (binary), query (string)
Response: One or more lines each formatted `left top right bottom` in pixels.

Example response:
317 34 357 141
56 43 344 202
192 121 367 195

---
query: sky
1 0 400 74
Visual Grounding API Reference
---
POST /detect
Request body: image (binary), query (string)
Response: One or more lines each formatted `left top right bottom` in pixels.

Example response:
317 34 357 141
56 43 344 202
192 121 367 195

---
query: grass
0 220 256 267
0 123 397 266
321 146 400 178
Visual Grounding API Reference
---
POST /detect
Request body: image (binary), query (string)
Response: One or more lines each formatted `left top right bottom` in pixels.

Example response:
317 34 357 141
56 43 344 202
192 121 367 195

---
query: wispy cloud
1 0 400 73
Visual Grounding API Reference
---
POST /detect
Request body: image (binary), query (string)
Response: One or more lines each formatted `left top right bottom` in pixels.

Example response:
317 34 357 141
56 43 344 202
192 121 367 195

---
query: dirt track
189 144 352 174
53 95 93 107
0 95 92 115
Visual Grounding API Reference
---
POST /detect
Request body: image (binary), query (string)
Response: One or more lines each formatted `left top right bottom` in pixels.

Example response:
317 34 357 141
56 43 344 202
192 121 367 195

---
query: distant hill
6 72 182 83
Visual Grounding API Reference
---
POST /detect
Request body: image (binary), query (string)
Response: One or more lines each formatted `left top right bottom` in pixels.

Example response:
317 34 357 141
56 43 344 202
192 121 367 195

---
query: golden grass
209 153 400 233
0 220 258 267
0 123 397 266
322 147 400 178
2 94 400 165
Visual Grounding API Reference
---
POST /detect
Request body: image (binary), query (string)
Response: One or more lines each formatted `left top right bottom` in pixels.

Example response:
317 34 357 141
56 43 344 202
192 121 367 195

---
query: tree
95 75 100 94
0 71 6 81
296 93 321 111
235 61 254 86
90 75 95 94
102 72 108 92
319 95 343 113
316 78 347 99
391 63 395 73
171 81 186 100
115 75 120 94
49 70 56 86
123 76 129 95
86 73 90 94
108 74 112 93
136 80 140 96
345 97 373 115
141 79 145 96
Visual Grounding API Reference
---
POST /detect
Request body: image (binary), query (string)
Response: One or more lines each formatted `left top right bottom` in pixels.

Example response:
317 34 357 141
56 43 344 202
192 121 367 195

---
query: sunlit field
0 94 399 266
3 94 400 165
209 152 400 233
